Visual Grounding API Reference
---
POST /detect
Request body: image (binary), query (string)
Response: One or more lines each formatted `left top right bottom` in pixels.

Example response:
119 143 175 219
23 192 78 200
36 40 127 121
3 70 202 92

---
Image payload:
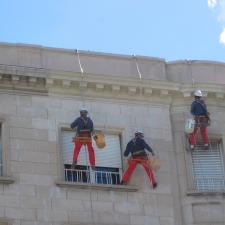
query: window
61 130 123 185
0 124 2 176
0 116 14 183
191 140 225 190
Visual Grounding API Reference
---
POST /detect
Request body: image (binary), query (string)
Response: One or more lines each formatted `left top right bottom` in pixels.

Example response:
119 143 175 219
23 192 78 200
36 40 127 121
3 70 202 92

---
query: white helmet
80 108 88 114
135 130 144 138
194 90 202 97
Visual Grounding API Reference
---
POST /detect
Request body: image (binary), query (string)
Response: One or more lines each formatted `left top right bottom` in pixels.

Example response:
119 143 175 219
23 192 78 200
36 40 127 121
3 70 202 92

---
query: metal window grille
64 167 123 185
191 141 225 190
0 134 1 177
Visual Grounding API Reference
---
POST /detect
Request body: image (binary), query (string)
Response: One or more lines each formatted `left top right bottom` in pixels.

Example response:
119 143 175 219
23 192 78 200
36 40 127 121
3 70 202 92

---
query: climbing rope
133 55 159 225
186 60 215 223
75 49 94 225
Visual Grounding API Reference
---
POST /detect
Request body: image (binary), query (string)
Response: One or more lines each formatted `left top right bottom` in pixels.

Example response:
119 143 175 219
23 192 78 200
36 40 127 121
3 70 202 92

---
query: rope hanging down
76 49 84 76
185 59 197 91
75 49 94 225
185 59 218 223
133 55 142 82
133 54 160 225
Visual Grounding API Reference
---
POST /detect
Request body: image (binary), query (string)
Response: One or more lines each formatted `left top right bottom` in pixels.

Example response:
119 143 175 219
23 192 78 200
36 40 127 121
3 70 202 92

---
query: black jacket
124 137 153 157
70 116 93 132
190 100 207 116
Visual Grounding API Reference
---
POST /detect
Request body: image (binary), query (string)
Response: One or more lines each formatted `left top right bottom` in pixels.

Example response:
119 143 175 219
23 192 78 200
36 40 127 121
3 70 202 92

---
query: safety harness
132 138 146 156
76 117 91 136
195 100 211 127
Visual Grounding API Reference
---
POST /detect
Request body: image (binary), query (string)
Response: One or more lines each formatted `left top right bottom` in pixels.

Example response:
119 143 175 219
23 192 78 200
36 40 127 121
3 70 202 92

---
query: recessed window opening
191 140 225 190
62 130 123 185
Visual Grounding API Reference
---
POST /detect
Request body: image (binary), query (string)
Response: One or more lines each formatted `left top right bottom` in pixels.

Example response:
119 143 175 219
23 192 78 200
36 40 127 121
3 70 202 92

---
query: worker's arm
70 118 79 129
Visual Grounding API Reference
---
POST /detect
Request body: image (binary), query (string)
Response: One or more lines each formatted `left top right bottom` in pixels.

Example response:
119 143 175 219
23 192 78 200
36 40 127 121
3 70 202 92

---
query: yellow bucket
149 156 160 171
93 133 106 149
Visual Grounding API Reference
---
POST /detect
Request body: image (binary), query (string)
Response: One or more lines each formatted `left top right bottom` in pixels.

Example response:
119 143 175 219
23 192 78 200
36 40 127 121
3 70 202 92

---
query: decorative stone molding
127 86 137 95
143 88 152 96
202 91 208 97
0 220 10 225
160 89 169 96
10 75 20 85
95 83 104 92
215 92 224 99
28 76 37 86
55 181 138 192
182 91 192 98
45 78 54 88
61 80 71 89
0 64 225 104
111 84 120 94
0 177 14 184
187 190 225 196
78 81 87 90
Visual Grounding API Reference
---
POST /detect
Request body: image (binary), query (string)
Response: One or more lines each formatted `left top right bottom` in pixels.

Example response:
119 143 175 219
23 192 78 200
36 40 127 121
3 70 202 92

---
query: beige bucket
185 119 195 134
93 133 106 149
149 156 161 171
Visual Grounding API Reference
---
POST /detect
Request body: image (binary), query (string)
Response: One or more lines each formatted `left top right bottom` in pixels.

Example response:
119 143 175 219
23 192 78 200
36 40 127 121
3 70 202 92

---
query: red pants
190 117 208 146
122 156 156 184
73 134 95 166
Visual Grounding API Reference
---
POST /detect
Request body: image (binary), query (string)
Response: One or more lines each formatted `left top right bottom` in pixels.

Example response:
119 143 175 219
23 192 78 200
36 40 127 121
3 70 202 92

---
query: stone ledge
187 190 225 196
56 181 138 192
0 177 15 184
0 220 10 225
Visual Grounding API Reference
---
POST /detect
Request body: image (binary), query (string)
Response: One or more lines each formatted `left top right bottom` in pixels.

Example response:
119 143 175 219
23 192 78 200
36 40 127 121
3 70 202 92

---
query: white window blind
191 141 225 190
61 131 122 168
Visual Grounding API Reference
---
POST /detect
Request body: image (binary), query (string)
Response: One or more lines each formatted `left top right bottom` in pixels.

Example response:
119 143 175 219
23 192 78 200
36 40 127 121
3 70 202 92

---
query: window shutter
191 141 225 190
61 131 122 168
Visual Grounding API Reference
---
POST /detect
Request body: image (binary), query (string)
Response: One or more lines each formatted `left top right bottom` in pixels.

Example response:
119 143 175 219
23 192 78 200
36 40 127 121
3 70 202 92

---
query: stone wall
0 42 225 225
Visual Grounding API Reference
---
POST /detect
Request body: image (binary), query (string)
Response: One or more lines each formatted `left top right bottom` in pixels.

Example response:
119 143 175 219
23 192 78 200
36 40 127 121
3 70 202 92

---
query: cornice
0 64 225 107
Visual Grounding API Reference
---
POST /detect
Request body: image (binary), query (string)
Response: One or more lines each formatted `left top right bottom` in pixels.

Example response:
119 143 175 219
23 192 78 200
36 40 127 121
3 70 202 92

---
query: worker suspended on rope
189 90 210 150
70 108 96 170
120 130 157 188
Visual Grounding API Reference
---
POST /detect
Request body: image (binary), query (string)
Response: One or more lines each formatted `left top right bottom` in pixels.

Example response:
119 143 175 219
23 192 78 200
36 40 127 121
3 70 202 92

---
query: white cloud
208 0 217 8
219 28 225 44
208 0 225 45
217 0 225 22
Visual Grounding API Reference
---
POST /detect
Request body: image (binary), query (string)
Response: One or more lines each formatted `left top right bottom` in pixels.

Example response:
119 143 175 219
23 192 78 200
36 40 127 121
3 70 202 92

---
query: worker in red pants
120 130 157 188
70 108 95 170
190 90 210 151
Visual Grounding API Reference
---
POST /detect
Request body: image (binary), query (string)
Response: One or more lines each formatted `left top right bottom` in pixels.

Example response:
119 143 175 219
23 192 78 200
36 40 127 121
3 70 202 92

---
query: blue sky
0 0 224 63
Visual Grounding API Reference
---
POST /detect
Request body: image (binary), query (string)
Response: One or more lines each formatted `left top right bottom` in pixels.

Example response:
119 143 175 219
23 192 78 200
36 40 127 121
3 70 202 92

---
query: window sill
55 181 138 192
0 177 14 184
187 190 225 196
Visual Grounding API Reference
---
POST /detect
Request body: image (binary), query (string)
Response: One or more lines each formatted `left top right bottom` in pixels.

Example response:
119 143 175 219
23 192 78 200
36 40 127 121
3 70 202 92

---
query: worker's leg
200 118 209 145
73 142 83 162
143 165 156 184
86 142 95 166
190 127 198 146
122 164 137 182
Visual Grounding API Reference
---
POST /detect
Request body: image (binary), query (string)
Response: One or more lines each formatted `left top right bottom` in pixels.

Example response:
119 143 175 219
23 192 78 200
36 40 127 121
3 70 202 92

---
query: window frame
185 134 225 195
0 115 14 184
55 121 138 192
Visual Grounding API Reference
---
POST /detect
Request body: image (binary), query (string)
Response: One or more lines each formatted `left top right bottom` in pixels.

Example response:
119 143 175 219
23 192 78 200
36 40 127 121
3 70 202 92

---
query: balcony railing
194 178 225 190
65 169 123 185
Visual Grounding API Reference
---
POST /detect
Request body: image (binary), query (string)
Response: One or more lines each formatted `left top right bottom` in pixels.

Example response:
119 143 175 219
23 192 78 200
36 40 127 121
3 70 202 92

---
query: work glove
152 152 155 156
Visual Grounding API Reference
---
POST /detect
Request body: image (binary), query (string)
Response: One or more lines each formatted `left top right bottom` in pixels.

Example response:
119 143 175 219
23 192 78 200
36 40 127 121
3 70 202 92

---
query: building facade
0 42 225 225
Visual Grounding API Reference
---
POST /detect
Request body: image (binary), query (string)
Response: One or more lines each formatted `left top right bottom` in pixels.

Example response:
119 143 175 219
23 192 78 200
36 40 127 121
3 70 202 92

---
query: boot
204 145 209 150
120 181 127 185
91 165 96 171
153 183 158 189
71 162 77 170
